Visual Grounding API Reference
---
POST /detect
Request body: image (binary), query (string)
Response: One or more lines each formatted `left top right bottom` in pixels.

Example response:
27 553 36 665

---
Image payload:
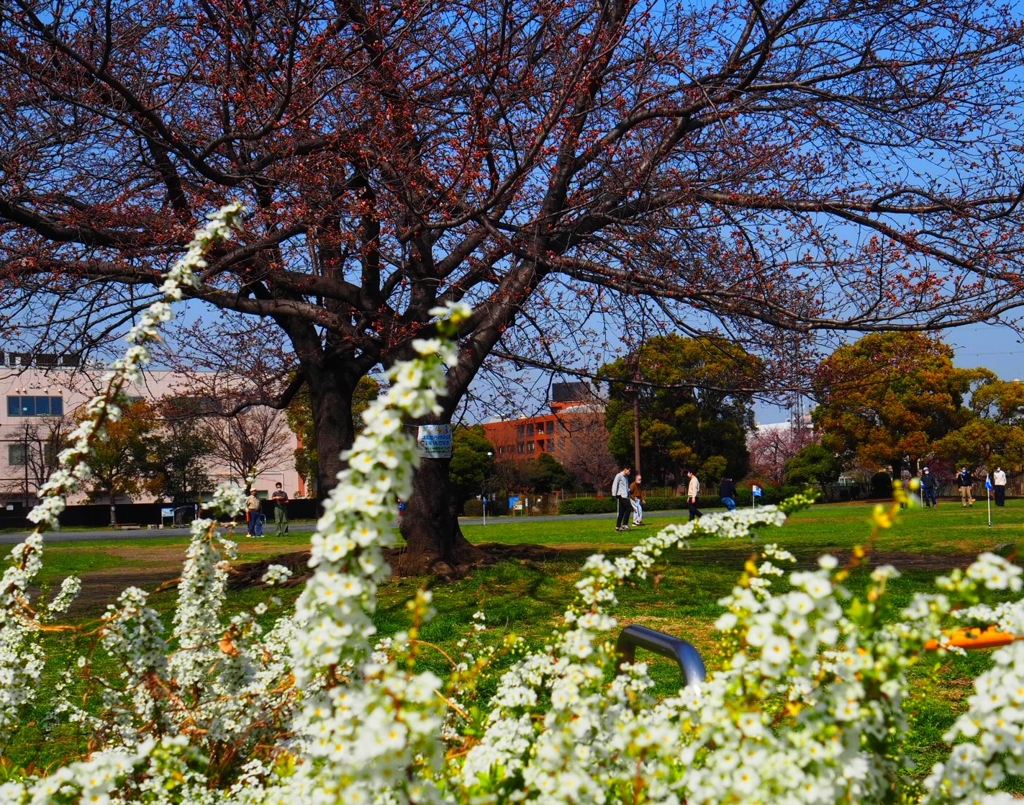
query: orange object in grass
925 626 1022 651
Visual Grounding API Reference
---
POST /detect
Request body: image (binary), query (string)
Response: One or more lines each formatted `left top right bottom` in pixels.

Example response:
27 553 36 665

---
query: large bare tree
205 407 292 488
2 0 1024 570
0 416 70 506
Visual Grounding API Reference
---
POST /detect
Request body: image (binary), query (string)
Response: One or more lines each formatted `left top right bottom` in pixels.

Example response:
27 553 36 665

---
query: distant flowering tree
748 423 818 486
4 210 1024 804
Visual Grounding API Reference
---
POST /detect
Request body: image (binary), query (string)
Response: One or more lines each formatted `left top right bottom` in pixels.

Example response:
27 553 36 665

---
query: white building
0 352 303 505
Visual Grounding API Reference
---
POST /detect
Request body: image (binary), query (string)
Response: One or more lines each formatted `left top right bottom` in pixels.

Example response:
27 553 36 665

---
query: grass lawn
8 497 1023 782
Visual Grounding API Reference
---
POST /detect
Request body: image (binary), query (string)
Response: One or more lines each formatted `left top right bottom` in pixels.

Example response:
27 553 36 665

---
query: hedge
557 486 810 515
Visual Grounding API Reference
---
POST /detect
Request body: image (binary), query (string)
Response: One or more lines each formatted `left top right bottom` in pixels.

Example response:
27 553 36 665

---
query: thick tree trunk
305 362 357 498
396 455 486 576
298 345 493 577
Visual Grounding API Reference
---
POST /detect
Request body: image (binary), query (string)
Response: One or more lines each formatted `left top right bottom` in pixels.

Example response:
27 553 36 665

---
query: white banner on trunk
416 424 453 458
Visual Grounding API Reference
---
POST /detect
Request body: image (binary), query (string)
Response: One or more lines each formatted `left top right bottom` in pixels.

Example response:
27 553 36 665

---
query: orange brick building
481 383 610 481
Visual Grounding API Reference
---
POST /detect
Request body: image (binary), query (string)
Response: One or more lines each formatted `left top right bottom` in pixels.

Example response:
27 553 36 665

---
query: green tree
523 453 574 494
449 426 495 509
784 444 844 492
812 333 985 471
146 427 214 505
142 398 216 503
600 335 763 485
934 380 1024 474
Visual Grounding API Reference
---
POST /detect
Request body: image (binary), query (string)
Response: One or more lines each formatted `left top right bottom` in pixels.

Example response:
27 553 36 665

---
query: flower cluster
0 207 247 759
262 564 293 586
2 206 1024 805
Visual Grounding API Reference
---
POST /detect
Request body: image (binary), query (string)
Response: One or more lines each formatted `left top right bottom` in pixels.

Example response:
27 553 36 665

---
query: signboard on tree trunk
417 425 453 459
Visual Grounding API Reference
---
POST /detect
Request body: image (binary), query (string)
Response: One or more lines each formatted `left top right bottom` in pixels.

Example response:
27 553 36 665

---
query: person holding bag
629 474 646 526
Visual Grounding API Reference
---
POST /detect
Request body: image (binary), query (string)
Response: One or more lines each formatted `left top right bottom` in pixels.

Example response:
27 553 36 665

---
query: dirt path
52 543 994 619
52 544 303 617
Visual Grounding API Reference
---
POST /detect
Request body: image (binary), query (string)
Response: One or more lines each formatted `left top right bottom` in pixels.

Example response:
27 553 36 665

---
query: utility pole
633 395 641 475
23 431 29 509
632 348 642 475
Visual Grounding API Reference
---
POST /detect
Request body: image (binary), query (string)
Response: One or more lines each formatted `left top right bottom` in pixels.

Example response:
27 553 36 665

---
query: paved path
0 523 320 545
0 509 699 545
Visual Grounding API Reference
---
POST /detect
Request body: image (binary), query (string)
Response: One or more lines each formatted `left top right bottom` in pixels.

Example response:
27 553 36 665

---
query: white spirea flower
262 564 293 586
0 204 245 745
211 481 248 517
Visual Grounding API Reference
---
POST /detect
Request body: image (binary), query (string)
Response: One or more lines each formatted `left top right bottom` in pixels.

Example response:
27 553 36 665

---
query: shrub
558 497 617 515
558 489 812 513
4 208 1024 805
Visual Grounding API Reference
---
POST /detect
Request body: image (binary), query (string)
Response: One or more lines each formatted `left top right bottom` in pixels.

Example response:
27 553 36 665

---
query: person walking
920 467 938 508
271 482 290 535
612 466 632 532
994 466 1007 507
719 477 737 511
899 464 912 510
629 474 646 526
685 468 702 521
245 488 263 537
957 467 975 507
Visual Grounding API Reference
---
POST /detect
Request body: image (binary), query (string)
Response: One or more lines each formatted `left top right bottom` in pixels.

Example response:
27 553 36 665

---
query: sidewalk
0 522 318 545
0 509 702 545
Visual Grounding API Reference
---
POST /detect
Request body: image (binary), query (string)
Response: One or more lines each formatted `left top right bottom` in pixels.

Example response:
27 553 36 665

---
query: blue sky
753 320 1024 425
947 322 1024 381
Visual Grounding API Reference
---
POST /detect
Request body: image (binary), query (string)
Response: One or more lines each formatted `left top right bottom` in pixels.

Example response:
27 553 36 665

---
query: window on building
516 425 524 437
527 442 535 453
546 421 554 434
7 396 64 417
8 444 27 466
517 443 524 453
538 440 545 452
526 423 534 436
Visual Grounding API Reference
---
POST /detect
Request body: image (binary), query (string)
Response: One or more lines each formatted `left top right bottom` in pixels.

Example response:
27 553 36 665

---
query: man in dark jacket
957 467 975 507
920 467 938 508
719 477 737 511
